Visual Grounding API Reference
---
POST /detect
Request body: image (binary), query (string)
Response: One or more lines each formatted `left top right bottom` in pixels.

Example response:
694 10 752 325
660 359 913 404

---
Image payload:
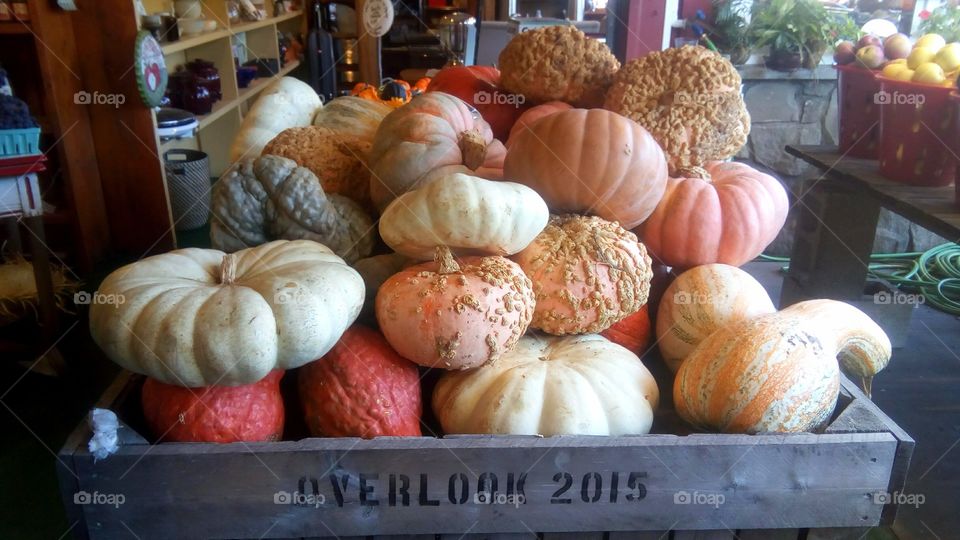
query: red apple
834 41 856 65
858 35 883 50
856 45 886 70
884 33 912 60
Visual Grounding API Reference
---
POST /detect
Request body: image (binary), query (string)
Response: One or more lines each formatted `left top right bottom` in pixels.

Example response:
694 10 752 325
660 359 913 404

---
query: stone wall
735 65 945 256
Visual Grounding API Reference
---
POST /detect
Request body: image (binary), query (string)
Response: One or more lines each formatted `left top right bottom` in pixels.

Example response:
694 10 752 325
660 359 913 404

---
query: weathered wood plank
543 533 604 540
371 535 438 540
673 531 737 539
806 527 873 540
737 529 799 539
608 532 670 540
439 535 535 540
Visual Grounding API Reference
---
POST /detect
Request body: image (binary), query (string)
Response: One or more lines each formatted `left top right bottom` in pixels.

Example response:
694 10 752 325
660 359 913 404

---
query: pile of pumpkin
89 27 892 444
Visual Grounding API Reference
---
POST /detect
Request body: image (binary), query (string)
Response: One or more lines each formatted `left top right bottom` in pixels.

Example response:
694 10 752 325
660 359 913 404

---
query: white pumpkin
656 264 776 372
378 172 549 260
312 96 391 144
230 77 322 162
433 334 659 436
89 240 364 387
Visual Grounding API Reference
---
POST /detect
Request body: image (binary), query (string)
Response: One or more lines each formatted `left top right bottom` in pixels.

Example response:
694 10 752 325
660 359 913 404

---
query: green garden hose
759 243 960 316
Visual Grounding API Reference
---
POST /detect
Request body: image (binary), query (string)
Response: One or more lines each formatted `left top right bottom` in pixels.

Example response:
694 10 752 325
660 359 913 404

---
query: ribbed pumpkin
141 370 284 443
504 109 668 229
638 162 789 268
298 325 422 438
656 264 776 372
378 172 549 260
368 92 506 211
673 300 892 434
506 101 573 147
426 65 528 141
600 304 652 356
434 334 659 436
513 215 653 335
312 95 391 145
376 247 535 369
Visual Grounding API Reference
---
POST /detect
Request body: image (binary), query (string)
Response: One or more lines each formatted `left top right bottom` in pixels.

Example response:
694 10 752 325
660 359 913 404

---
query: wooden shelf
0 21 31 34
160 11 302 55
237 60 301 103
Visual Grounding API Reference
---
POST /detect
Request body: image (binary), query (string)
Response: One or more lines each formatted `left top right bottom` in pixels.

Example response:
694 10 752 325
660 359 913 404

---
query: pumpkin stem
861 376 874 399
220 254 238 285
673 166 711 180
458 129 487 170
435 246 461 275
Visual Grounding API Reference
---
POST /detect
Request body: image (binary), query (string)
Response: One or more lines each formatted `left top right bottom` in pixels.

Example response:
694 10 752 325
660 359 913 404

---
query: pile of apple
835 33 960 87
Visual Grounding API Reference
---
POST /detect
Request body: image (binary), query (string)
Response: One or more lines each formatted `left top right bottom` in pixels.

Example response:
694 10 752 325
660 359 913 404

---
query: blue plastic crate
0 127 41 157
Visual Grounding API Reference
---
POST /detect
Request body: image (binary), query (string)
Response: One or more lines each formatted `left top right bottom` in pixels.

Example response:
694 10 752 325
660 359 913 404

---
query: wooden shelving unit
144 1 306 174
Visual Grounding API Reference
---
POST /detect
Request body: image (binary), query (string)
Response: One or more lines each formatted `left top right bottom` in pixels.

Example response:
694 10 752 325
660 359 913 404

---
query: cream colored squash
656 264 776 372
673 299 892 434
433 334 659 436
89 240 364 387
378 172 549 260
312 96 391 144
230 77 322 162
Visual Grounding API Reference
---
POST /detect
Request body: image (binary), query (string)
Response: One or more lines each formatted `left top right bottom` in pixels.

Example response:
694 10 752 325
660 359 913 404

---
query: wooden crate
57 370 913 540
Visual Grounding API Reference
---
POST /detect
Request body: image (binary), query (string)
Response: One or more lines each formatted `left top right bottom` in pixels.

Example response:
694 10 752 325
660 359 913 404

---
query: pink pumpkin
513 215 654 335
506 101 573 147
376 247 535 369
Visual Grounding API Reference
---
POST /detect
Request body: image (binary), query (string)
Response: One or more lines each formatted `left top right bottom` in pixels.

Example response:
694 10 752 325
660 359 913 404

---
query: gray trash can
163 149 211 231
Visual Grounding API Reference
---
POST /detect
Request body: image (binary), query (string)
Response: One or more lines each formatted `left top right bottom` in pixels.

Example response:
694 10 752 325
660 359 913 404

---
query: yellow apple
935 43 960 72
888 58 907 65
913 62 946 84
894 68 915 81
916 34 946 52
882 63 908 78
908 47 938 69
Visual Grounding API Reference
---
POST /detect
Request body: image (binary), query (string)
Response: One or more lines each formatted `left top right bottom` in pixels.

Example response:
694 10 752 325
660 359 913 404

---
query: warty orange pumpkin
673 299 892 434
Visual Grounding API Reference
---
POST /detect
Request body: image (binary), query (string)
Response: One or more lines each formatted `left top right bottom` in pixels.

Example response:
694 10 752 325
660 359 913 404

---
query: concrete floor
0 261 956 539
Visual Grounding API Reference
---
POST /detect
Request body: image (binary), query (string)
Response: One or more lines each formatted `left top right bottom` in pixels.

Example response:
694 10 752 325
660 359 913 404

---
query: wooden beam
356 0 382 85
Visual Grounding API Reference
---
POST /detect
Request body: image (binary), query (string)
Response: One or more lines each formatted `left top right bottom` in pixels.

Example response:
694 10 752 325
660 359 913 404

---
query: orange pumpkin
369 92 507 211
506 101 573 147
427 66 529 141
504 109 668 229
638 162 789 269
600 304 651 355
376 246 535 369
513 215 653 335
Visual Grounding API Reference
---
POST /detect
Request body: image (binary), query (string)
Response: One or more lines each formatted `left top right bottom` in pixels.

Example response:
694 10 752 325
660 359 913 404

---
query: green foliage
920 5 960 43
711 0 751 51
748 0 838 55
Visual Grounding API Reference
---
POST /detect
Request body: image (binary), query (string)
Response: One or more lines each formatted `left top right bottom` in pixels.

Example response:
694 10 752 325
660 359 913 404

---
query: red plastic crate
878 77 956 187
837 64 882 158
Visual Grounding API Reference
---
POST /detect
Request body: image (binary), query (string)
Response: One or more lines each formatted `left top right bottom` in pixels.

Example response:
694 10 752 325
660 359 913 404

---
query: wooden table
781 145 959 345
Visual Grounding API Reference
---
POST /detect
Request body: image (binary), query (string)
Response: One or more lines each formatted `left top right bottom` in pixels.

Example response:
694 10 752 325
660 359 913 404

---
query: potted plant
748 0 836 71
711 0 751 65
920 4 960 43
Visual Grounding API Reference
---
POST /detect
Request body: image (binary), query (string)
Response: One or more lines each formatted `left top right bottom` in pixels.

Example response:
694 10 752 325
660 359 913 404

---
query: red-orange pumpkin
376 246 535 369
506 101 573 147
298 325 422 438
369 92 506 211
600 304 652 355
427 66 528 141
638 162 790 269
504 109 668 229
141 370 284 443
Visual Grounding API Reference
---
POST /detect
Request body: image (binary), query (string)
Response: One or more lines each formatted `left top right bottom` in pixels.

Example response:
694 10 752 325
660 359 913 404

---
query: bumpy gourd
673 299 892 434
